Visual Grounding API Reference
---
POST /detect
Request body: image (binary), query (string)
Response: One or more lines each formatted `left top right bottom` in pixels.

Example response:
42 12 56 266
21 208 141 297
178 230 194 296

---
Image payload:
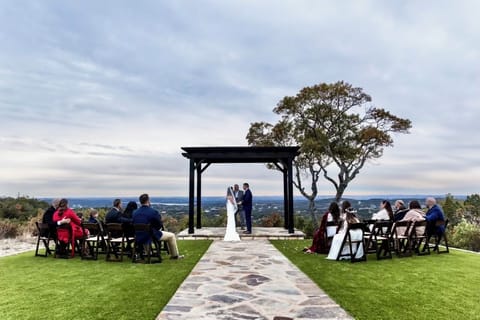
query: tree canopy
247 81 412 223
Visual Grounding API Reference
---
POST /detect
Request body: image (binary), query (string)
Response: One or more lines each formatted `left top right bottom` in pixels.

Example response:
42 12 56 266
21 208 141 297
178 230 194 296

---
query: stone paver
157 239 352 320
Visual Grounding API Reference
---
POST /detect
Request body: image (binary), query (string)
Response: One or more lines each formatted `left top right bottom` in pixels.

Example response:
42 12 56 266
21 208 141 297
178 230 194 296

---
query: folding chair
132 224 162 264
365 220 392 260
82 222 104 260
431 219 449 254
410 220 430 255
391 221 412 257
34 222 55 257
324 221 339 251
105 223 127 262
337 223 366 263
54 224 74 258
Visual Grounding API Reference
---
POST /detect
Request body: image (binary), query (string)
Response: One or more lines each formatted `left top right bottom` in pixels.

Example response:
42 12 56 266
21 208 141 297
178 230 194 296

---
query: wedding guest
399 200 426 236
304 202 340 254
372 200 393 220
393 200 409 221
133 193 184 259
42 198 61 237
53 198 88 255
326 202 363 260
88 209 99 223
105 199 131 223
425 197 446 236
122 201 138 219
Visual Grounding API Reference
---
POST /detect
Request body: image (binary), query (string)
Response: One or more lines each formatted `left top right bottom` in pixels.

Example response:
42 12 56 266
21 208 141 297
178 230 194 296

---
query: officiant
233 184 245 230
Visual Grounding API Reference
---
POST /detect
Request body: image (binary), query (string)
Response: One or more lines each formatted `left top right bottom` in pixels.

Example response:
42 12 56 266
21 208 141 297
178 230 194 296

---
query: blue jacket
132 205 163 242
425 204 446 234
243 189 252 210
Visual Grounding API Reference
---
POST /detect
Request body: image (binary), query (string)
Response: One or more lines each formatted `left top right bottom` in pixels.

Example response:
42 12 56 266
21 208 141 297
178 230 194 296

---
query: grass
0 240 212 320
271 240 480 320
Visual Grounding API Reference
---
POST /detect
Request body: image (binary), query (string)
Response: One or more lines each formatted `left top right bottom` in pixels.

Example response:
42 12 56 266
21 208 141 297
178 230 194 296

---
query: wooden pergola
181 146 300 234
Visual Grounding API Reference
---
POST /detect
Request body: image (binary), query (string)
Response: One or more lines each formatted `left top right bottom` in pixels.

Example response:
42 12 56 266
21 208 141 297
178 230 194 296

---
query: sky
1 0 479 198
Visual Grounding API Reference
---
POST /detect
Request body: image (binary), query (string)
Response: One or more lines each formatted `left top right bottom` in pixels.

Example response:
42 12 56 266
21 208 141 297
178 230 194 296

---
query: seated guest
42 198 61 237
133 193 184 259
105 199 131 223
327 201 363 260
393 200 409 221
53 198 89 255
399 200 425 236
425 197 446 236
372 200 393 220
122 201 138 219
304 202 340 254
88 209 99 223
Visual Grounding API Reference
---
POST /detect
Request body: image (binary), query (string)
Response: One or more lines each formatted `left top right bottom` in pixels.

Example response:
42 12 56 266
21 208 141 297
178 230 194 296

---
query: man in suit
242 183 253 234
133 193 183 259
233 184 245 230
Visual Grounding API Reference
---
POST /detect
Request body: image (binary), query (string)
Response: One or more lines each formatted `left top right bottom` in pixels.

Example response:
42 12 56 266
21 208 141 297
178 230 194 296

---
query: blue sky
1 1 479 198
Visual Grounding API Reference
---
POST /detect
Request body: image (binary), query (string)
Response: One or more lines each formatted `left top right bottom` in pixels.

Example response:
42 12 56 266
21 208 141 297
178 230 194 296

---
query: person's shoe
242 231 251 234
170 255 185 260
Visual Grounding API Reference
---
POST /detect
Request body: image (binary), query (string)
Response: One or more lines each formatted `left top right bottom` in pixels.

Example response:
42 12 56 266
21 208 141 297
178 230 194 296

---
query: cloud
1 1 480 197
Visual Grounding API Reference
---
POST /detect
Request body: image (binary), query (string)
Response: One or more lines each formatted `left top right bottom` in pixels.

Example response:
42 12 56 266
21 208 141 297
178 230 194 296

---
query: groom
242 183 253 234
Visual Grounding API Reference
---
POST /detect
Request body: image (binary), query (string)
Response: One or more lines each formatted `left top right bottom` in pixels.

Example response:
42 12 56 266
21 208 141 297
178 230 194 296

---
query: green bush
450 219 480 251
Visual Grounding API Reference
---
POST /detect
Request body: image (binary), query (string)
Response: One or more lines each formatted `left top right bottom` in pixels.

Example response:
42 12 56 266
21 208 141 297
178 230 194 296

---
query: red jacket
53 208 85 243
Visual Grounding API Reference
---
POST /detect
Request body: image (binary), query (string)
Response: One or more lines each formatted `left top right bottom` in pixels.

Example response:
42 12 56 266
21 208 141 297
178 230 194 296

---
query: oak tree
247 81 411 225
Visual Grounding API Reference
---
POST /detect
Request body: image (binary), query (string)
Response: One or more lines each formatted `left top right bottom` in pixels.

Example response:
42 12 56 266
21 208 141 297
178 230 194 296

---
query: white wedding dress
224 194 241 242
326 218 364 260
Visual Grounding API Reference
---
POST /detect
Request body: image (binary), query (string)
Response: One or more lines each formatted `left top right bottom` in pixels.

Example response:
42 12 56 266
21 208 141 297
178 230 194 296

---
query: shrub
450 219 480 252
0 220 20 238
261 212 284 227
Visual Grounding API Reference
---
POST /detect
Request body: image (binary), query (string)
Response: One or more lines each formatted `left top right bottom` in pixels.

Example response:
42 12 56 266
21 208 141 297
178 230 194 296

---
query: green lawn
272 240 480 320
0 240 212 320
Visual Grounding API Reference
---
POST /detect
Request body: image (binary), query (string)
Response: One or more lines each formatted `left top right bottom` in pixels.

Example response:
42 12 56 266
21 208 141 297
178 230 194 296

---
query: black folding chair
34 222 55 257
132 224 162 264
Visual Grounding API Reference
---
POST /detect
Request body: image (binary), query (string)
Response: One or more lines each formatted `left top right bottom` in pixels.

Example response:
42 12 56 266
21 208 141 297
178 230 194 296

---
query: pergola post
282 162 289 230
188 158 195 234
196 161 202 229
287 157 295 233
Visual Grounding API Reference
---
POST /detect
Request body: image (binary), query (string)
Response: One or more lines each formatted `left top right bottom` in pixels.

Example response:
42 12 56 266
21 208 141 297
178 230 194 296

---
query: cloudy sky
1 1 479 198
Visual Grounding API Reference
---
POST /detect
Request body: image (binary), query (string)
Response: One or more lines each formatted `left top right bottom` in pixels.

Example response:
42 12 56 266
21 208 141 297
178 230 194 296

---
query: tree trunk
308 198 318 229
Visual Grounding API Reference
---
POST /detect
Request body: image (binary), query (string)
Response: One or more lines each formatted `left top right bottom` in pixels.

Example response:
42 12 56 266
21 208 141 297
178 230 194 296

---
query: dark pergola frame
181 146 300 234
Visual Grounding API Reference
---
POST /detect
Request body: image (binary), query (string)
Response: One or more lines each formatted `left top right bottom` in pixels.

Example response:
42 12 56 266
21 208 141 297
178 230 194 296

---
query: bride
224 186 241 241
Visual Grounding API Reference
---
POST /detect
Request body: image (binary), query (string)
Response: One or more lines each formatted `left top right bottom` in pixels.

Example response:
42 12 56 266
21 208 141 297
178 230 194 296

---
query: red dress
307 212 337 254
53 208 86 243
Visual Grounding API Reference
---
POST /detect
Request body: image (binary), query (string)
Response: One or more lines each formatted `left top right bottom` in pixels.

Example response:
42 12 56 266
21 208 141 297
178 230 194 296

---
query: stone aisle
157 239 352 320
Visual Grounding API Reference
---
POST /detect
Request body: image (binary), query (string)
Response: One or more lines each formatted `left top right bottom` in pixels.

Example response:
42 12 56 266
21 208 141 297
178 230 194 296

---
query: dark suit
234 189 245 228
243 188 253 232
132 205 163 243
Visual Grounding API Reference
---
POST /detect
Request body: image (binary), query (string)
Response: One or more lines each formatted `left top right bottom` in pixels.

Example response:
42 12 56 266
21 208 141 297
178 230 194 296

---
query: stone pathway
157 239 352 320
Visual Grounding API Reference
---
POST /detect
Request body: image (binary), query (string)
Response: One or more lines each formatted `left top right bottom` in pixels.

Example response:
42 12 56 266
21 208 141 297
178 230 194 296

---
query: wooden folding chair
132 224 162 264
410 220 430 255
54 224 74 258
82 222 104 260
324 221 339 251
35 222 55 257
391 220 412 257
365 220 392 260
337 223 366 263
105 223 127 262
431 219 449 254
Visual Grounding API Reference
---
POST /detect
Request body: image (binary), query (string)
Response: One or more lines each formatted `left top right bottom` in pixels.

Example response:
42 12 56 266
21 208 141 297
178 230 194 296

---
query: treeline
1 194 480 252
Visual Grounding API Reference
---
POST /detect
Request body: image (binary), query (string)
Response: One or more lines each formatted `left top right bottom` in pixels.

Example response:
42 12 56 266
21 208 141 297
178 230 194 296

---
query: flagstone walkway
157 239 352 320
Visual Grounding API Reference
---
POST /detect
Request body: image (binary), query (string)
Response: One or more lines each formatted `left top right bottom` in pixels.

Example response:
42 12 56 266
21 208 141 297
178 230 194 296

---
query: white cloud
1 1 480 198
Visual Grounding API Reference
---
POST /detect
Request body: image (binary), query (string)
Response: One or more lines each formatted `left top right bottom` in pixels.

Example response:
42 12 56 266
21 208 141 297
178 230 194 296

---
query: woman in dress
304 202 340 254
326 201 364 260
224 187 241 241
